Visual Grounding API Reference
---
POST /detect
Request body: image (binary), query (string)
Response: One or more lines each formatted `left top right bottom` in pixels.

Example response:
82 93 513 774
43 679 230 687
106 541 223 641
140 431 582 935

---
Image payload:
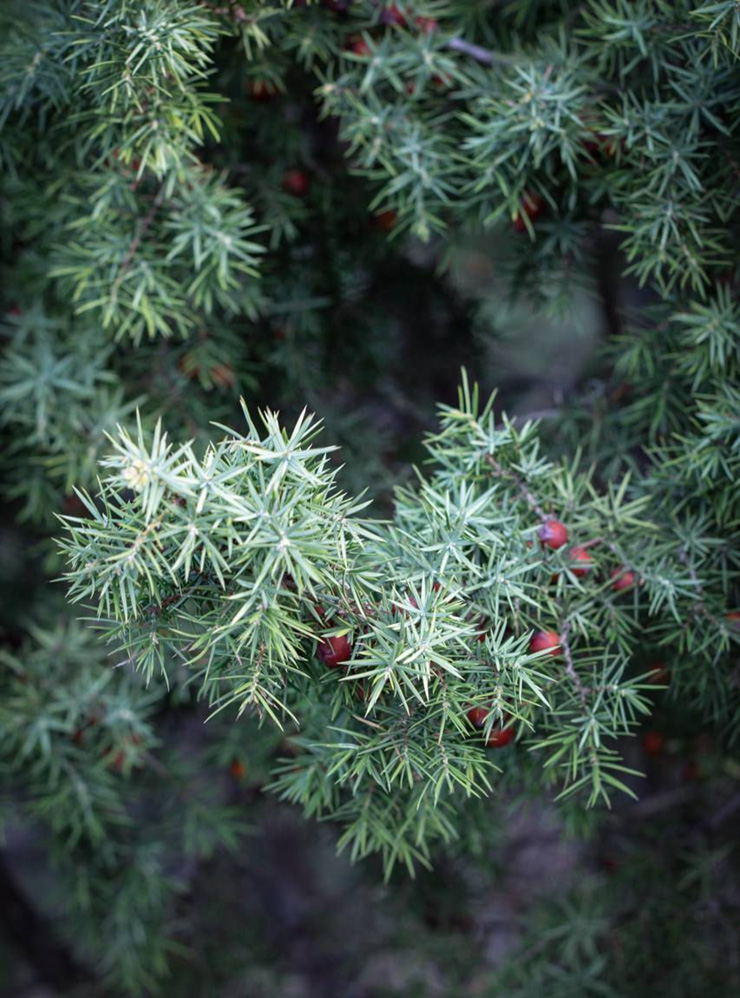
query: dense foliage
0 0 738 993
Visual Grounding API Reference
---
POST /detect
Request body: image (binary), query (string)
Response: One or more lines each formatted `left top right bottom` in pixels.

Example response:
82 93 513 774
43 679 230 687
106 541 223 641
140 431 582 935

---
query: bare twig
446 36 520 66
560 620 589 707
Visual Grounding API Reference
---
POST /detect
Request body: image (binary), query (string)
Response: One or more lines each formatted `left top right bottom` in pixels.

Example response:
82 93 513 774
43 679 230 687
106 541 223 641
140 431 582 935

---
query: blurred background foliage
0 0 738 995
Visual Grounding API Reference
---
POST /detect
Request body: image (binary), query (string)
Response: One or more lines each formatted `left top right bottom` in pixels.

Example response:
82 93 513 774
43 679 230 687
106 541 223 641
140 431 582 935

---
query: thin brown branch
446 36 520 66
579 535 620 556
111 185 167 296
559 619 589 707
484 453 547 520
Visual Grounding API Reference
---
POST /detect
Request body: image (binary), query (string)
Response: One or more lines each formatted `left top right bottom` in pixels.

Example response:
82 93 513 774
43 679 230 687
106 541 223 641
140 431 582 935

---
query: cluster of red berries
466 706 515 748
537 518 593 579
314 592 518 749
249 8 442 225
310 532 730 750
534 517 695 758
535 516 637 592
526 517 639 660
